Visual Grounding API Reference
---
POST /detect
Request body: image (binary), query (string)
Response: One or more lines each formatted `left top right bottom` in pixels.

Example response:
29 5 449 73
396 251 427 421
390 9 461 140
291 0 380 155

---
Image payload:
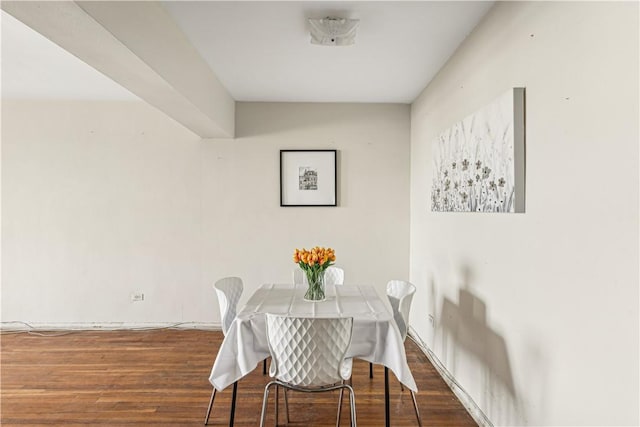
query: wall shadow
437 267 525 424
441 289 516 396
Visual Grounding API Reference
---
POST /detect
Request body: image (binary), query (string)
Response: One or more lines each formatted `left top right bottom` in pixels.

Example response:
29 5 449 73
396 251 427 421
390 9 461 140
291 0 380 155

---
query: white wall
410 2 638 426
201 102 411 310
2 100 410 325
2 100 202 324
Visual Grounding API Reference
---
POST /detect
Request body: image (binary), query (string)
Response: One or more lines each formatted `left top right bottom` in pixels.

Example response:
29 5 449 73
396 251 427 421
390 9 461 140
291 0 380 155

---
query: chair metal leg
229 381 238 427
347 384 357 427
337 380 356 427
410 390 422 427
204 388 216 425
263 381 356 427
369 362 373 379
259 382 276 427
336 380 345 427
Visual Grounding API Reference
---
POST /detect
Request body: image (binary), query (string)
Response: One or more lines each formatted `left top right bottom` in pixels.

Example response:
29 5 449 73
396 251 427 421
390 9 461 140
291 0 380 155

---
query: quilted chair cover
386 280 416 340
385 280 422 425
266 315 353 387
205 277 244 425
294 266 344 286
214 277 243 335
324 266 345 286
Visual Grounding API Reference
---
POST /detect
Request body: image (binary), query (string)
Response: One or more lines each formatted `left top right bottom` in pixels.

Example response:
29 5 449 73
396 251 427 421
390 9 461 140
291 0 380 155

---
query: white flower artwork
431 88 525 213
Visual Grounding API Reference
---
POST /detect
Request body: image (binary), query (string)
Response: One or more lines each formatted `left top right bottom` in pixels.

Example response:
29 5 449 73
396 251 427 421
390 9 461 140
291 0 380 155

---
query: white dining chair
259 314 356 427
324 266 344 286
385 280 422 426
292 267 307 285
294 266 344 286
205 277 244 426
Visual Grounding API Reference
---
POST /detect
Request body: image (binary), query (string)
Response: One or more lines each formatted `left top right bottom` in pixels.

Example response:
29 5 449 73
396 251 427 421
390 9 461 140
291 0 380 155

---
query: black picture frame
280 150 337 207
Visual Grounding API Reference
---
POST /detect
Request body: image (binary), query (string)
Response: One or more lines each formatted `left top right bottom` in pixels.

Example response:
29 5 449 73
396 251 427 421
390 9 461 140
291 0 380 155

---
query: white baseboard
0 321 221 331
408 327 493 427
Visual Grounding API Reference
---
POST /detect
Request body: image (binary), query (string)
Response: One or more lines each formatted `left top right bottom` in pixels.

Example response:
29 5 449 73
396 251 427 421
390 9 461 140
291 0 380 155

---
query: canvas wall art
431 88 525 213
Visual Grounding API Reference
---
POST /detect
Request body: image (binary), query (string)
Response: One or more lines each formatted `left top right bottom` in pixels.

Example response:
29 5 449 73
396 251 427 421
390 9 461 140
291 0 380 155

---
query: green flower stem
299 262 331 301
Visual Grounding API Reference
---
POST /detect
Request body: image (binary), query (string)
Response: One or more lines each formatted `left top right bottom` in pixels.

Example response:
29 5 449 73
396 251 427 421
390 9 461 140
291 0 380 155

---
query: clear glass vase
304 269 326 301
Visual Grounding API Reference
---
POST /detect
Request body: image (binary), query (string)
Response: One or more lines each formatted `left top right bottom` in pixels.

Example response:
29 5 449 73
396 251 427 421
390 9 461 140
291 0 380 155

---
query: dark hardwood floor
1 329 477 426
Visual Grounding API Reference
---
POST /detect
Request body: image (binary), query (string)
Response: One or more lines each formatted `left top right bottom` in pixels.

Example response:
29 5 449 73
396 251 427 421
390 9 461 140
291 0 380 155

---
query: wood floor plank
1 329 477 426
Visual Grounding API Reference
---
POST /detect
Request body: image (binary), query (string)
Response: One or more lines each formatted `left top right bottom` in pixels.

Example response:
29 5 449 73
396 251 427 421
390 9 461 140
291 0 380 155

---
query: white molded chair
292 268 307 285
205 277 244 426
293 266 344 286
260 315 356 427
324 266 344 286
216 277 244 335
385 280 422 426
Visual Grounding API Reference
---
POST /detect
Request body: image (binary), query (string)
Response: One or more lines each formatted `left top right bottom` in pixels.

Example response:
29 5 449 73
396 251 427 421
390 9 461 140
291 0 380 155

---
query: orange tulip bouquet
293 246 336 301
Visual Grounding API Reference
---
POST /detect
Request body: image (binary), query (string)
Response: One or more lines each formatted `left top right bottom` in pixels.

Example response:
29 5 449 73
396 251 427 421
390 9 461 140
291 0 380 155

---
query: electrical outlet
130 292 144 302
428 314 435 328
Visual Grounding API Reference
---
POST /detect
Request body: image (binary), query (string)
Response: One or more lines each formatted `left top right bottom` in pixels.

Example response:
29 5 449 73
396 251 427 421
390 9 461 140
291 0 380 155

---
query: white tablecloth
208 283 418 392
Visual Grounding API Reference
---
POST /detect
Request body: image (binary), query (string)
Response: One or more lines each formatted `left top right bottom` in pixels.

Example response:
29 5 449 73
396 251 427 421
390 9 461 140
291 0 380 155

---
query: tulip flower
292 246 336 301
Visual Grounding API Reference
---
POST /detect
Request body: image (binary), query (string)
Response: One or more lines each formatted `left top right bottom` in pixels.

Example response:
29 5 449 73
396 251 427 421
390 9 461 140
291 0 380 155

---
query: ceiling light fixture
308 17 359 46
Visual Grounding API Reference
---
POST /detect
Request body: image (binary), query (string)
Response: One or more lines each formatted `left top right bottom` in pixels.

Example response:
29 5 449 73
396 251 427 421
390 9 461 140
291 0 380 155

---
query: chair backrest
324 266 344 286
294 266 343 286
266 315 353 387
292 268 307 285
213 277 243 336
386 280 416 341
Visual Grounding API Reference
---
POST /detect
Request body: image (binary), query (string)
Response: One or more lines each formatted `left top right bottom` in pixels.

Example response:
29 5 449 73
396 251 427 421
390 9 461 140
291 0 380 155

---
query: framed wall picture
280 150 337 207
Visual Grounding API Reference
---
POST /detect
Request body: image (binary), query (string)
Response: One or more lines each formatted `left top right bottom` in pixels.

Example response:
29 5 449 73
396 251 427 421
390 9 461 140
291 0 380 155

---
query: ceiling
1 1 493 104
162 1 493 103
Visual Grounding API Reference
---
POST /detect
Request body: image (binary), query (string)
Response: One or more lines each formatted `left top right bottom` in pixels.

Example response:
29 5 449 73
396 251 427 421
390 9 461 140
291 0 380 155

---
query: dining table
208 283 418 426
